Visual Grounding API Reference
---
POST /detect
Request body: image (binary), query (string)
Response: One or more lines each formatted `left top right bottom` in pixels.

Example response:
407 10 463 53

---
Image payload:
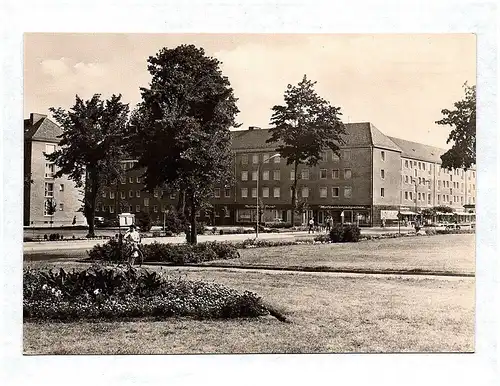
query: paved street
23 226 415 255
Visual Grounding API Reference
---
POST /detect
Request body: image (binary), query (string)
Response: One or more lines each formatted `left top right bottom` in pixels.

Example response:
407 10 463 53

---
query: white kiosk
119 213 135 227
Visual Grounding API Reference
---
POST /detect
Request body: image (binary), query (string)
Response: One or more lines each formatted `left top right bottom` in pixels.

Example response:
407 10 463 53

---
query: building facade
24 113 476 228
24 113 87 227
96 122 476 227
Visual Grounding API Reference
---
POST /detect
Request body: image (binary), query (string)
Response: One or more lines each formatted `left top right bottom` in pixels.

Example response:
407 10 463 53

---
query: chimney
30 113 47 125
248 126 261 131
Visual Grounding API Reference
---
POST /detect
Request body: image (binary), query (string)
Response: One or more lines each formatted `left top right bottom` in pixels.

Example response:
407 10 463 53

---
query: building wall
95 134 477 228
371 147 402 225
24 141 32 226
27 140 86 227
372 147 401 206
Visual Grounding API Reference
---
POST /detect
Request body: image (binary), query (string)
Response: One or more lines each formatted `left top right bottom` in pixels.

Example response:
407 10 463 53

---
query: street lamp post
256 153 280 239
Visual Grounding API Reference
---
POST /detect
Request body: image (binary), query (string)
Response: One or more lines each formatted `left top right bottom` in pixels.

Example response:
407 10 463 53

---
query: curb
131 262 475 278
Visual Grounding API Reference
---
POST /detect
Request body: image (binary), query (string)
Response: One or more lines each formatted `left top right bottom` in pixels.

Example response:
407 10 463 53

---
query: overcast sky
24 33 475 149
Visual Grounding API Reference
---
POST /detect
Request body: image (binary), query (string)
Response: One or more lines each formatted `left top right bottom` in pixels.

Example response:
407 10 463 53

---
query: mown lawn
203 234 475 275
23 264 474 354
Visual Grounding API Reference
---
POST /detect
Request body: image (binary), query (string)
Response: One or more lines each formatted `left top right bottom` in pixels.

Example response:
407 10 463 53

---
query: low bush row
232 238 314 249
435 228 475 235
23 266 269 321
88 239 240 265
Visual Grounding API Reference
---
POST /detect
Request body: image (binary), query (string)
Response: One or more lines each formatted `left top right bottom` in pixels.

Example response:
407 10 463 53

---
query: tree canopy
128 44 239 244
266 75 346 225
46 94 129 236
436 83 476 170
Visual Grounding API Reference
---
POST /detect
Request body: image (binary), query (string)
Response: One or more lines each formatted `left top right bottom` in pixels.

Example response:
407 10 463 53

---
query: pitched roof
368 123 401 152
230 122 402 152
24 114 62 142
387 136 446 164
230 128 278 150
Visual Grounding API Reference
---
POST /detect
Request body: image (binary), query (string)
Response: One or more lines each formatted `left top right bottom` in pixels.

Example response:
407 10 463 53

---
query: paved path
148 264 474 281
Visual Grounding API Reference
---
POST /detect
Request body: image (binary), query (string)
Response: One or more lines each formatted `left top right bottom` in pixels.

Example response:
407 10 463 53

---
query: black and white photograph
20 32 479 355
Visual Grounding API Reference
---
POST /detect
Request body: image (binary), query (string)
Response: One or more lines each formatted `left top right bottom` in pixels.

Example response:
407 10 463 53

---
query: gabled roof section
388 136 446 164
24 113 62 142
368 123 402 152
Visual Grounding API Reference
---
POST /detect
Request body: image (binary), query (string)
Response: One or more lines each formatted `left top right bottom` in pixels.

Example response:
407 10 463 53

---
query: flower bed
232 238 315 249
23 266 269 321
88 239 240 265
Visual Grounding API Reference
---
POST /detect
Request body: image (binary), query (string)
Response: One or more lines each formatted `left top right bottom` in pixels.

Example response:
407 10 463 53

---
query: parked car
94 217 105 226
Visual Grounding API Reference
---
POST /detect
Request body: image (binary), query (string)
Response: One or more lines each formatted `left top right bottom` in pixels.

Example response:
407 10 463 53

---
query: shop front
398 207 417 226
235 204 291 225
317 205 372 227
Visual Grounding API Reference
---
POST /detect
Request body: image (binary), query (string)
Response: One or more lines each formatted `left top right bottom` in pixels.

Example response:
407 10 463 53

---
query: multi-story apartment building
24 113 87 227
389 137 476 223
24 113 476 228
96 122 476 227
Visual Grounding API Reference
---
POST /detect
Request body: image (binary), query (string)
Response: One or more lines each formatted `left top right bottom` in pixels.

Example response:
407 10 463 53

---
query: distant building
24 113 86 227
96 123 476 227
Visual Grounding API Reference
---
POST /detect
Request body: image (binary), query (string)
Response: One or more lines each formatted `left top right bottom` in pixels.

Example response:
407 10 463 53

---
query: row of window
241 168 353 181
402 159 476 179
238 186 353 199
401 175 430 186
99 204 232 218
436 180 476 191
403 159 432 172
404 191 432 202
239 149 362 165
402 191 476 205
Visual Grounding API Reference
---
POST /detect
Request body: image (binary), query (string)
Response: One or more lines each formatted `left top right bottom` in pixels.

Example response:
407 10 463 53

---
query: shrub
329 224 344 243
163 210 188 234
266 223 293 229
328 224 361 243
135 211 152 232
196 222 207 235
23 266 270 321
425 228 437 236
88 240 240 265
342 224 361 242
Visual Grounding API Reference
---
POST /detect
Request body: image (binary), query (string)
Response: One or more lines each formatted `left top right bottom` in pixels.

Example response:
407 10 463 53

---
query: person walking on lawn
308 218 314 234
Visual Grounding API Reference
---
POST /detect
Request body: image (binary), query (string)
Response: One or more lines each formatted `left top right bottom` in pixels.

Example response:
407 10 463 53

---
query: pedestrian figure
308 218 314 234
327 216 333 232
72 216 76 225
325 216 331 232
381 218 386 228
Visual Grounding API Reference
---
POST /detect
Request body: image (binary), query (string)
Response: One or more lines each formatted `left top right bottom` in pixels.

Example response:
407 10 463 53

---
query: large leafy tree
128 45 239 244
436 83 476 170
46 94 130 237
266 75 346 226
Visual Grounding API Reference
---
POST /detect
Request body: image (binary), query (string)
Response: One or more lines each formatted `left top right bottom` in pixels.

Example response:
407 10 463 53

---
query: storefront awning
400 211 416 215
436 212 454 216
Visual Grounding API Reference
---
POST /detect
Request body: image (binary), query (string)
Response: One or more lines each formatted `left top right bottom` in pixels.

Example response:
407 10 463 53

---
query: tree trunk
189 191 197 245
291 161 299 227
85 168 99 238
176 188 186 213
